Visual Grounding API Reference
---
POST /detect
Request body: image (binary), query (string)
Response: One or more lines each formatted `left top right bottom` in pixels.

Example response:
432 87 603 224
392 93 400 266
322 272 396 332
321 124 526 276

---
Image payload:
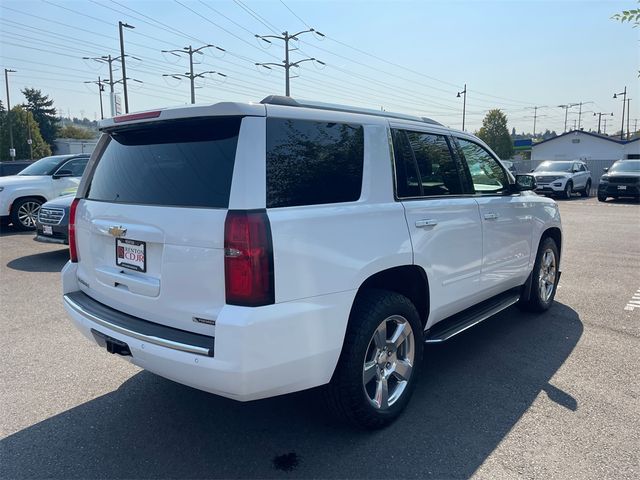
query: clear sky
1 0 638 134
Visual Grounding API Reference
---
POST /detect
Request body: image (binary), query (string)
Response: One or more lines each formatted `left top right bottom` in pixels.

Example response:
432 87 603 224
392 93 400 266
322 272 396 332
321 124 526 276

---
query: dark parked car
34 194 74 244
597 160 640 202
0 160 34 176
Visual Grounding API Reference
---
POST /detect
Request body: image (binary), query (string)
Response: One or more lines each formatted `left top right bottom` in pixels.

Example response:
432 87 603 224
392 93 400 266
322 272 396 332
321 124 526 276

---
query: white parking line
624 288 640 311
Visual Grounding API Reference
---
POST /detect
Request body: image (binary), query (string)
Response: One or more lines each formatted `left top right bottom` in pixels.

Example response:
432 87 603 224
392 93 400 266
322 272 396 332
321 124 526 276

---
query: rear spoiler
98 102 266 131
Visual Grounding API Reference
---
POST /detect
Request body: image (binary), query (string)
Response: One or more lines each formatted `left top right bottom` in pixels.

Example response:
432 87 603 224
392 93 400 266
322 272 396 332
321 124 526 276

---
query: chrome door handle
483 213 499 220
415 219 438 228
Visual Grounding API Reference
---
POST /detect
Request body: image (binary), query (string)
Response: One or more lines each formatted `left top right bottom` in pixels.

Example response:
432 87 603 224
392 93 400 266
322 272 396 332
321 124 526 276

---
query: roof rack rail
260 95 442 126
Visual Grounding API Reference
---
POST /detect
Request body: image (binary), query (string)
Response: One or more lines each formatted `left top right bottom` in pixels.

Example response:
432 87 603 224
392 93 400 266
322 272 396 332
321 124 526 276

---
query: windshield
535 161 573 172
18 156 64 176
609 161 640 173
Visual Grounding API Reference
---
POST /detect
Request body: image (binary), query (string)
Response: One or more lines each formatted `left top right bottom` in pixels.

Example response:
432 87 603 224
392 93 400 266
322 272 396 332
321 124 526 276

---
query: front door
454 137 534 297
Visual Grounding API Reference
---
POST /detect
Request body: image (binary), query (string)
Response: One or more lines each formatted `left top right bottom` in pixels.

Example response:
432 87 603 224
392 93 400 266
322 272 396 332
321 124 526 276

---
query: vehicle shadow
0 302 582 479
6 248 69 273
0 224 33 237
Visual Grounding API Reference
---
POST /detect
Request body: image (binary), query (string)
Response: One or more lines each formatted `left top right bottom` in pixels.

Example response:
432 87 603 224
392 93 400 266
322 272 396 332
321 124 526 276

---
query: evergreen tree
477 109 514 159
0 104 51 161
21 88 59 150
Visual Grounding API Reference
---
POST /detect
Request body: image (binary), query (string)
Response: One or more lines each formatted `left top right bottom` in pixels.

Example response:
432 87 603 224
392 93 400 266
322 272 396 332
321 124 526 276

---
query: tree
612 2 639 75
21 88 59 150
0 103 51 161
477 109 514 159
58 124 96 140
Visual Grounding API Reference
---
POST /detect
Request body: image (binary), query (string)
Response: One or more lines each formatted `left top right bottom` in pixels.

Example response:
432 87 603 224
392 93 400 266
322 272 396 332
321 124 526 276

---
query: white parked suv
532 160 592 199
62 97 562 428
0 154 90 230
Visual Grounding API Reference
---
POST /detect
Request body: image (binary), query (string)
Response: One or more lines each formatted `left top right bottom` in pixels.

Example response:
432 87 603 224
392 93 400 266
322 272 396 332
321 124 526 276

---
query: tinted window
87 118 241 208
58 158 88 176
610 161 640 173
266 118 364 208
392 129 463 197
18 156 67 176
457 138 508 193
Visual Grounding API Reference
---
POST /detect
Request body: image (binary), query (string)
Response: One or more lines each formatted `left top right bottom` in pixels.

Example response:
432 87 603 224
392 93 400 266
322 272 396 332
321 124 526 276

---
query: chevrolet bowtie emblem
108 225 127 237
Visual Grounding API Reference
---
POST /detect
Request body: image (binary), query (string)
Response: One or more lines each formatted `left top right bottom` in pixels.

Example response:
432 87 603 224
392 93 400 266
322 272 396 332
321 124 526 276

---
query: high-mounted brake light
69 198 80 263
113 110 161 123
224 210 274 307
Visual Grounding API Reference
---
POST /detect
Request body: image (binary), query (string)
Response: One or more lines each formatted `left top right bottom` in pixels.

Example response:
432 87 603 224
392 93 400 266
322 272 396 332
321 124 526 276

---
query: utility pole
593 112 613 134
4 68 16 159
572 119 577 130
457 84 467 131
255 29 325 97
626 98 631 141
603 117 609 135
118 21 134 113
525 105 547 137
613 87 627 140
634 118 638 135
84 77 105 119
558 103 579 132
162 44 226 104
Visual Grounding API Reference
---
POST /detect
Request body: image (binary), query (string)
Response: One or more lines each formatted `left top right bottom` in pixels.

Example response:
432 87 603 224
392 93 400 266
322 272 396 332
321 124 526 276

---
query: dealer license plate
116 238 146 272
618 185 627 190
42 225 53 235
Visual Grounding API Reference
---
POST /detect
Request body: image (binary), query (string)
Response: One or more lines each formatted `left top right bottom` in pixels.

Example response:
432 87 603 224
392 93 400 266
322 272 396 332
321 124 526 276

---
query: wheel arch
350 265 430 330
541 226 562 260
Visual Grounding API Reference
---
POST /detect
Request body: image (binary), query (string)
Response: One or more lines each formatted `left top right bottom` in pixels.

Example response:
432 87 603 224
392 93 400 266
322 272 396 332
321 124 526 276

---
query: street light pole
4 68 16 159
558 103 579 132
457 84 467 131
613 87 627 140
255 28 325 97
593 112 613 134
118 21 134 113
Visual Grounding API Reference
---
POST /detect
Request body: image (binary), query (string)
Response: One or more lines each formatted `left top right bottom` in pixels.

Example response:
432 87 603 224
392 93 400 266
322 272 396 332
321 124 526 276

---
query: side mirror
513 174 536 192
529 169 534 173
52 169 73 179
603 167 609 173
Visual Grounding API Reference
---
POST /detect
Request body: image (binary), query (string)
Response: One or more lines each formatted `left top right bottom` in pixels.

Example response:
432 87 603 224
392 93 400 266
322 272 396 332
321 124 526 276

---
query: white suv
62 97 562 428
0 154 89 230
532 160 592 199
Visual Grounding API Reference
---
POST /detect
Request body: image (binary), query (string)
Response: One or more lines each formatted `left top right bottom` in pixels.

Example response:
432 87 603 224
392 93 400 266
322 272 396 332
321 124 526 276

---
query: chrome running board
425 289 521 344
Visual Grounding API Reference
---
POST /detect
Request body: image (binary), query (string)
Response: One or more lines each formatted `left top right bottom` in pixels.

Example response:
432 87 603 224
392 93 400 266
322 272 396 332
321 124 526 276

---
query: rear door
74 117 243 335
392 127 484 325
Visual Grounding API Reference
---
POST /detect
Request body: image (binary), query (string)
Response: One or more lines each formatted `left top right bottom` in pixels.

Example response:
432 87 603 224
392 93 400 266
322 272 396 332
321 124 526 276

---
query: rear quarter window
86 118 241 208
266 118 364 208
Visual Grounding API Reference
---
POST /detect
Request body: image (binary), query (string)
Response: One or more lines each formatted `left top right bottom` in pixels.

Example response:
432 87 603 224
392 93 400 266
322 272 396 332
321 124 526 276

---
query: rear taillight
69 198 80 263
224 210 274 307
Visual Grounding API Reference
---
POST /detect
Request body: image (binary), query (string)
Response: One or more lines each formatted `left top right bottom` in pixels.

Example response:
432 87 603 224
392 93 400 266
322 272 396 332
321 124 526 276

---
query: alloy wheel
362 315 415 410
17 201 41 228
538 248 557 303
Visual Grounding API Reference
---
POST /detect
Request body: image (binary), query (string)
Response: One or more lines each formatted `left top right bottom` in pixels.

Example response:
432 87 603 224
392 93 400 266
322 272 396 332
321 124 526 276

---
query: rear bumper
61 261 354 401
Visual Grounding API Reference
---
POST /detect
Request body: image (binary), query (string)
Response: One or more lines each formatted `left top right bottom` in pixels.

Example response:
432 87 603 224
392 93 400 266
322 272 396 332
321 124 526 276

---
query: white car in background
532 160 592 199
0 154 90 230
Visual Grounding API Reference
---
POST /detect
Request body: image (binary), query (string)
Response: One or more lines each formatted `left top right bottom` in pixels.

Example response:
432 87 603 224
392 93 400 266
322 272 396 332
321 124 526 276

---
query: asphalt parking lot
1 197 638 479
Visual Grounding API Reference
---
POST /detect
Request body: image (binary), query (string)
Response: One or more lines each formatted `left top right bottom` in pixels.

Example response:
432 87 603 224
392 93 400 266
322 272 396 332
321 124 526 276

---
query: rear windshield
87 118 241 208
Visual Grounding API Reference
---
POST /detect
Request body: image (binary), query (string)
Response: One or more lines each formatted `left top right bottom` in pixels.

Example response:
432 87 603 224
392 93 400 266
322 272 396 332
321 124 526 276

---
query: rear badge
193 317 216 326
108 225 127 237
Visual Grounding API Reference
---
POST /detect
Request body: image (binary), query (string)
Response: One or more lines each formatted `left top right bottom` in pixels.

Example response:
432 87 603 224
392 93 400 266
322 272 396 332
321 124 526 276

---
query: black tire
597 193 607 202
10 197 43 231
563 181 573 200
324 289 423 429
581 180 591 197
519 237 560 312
